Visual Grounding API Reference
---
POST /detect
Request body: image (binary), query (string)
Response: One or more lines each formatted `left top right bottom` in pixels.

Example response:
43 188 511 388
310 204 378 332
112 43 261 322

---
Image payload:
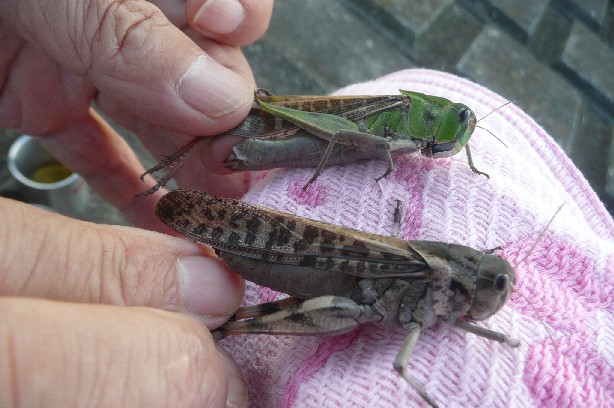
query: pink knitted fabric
220 69 614 408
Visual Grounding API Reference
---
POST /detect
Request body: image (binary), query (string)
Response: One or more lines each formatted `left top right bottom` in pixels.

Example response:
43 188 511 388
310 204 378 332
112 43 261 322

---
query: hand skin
0 197 247 408
0 1 274 407
0 0 274 230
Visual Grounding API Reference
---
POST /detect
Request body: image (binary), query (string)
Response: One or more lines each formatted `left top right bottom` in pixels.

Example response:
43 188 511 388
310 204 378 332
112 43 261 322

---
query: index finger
0 198 245 327
186 0 274 46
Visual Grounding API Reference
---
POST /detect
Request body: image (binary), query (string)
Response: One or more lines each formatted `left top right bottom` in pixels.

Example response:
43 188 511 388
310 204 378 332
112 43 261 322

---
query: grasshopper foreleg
454 320 520 347
394 323 440 408
464 144 490 179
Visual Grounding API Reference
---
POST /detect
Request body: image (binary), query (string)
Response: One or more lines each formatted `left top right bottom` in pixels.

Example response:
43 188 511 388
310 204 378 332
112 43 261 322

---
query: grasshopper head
424 103 476 158
467 254 515 320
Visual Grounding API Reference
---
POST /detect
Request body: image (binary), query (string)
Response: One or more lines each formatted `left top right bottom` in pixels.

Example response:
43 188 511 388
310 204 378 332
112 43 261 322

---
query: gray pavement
1 0 613 220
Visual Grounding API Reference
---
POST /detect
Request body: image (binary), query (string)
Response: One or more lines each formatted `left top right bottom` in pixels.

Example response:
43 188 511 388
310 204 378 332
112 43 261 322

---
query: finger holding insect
0 196 249 407
0 197 244 327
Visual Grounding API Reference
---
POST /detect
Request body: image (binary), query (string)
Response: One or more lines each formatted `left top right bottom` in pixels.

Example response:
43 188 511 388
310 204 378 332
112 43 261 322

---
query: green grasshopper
155 190 519 408
140 89 485 195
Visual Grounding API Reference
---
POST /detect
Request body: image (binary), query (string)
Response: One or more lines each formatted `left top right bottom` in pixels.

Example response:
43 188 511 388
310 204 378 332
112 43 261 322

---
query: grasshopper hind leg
213 296 364 341
231 297 300 320
137 138 208 196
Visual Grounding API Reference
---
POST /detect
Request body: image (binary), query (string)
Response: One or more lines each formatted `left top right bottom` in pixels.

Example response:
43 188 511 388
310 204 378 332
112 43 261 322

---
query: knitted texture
220 69 614 408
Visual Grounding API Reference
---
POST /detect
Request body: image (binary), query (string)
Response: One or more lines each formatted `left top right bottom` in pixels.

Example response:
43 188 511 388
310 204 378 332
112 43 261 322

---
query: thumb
2 0 254 134
0 298 247 408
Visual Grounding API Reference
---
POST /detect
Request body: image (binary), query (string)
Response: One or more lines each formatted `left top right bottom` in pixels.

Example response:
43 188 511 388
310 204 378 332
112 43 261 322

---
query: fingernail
193 0 245 34
177 56 252 118
177 256 243 318
217 345 248 408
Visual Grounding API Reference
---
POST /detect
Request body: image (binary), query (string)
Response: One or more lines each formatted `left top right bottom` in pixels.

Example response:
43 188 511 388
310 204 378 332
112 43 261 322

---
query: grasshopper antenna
477 101 513 122
512 203 565 352
475 101 513 149
514 203 564 268
514 287 558 351
476 125 508 148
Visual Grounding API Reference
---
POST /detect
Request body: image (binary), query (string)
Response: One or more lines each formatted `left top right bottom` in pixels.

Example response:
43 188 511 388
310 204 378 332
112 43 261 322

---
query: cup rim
7 135 81 190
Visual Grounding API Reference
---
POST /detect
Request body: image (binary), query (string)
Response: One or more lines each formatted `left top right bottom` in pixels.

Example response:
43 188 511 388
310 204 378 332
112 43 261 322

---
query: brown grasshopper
155 190 519 407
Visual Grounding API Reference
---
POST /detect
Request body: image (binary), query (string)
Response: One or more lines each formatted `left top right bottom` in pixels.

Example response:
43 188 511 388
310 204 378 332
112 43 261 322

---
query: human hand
0 0 274 229
0 197 247 407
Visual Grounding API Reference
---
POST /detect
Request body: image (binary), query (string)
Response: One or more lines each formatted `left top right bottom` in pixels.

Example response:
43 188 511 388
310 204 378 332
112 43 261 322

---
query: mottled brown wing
227 94 408 139
156 190 430 279
226 108 299 139
261 94 408 121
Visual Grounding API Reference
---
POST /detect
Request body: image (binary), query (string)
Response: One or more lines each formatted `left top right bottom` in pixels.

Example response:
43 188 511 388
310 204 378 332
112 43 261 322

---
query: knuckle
91 2 171 73
109 229 180 310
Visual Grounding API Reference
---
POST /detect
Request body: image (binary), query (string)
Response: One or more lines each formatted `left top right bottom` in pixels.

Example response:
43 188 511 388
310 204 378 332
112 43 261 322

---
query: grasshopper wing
228 94 409 139
156 190 429 279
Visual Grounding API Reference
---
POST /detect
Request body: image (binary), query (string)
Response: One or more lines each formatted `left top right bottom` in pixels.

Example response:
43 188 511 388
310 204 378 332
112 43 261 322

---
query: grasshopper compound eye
494 273 509 292
458 108 471 124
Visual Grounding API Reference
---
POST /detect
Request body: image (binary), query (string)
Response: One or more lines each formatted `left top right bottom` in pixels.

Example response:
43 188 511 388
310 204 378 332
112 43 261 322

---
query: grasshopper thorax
409 242 514 322
467 254 516 320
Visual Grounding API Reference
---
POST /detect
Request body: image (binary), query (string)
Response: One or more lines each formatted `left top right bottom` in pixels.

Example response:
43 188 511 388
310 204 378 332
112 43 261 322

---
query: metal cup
7 135 89 216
